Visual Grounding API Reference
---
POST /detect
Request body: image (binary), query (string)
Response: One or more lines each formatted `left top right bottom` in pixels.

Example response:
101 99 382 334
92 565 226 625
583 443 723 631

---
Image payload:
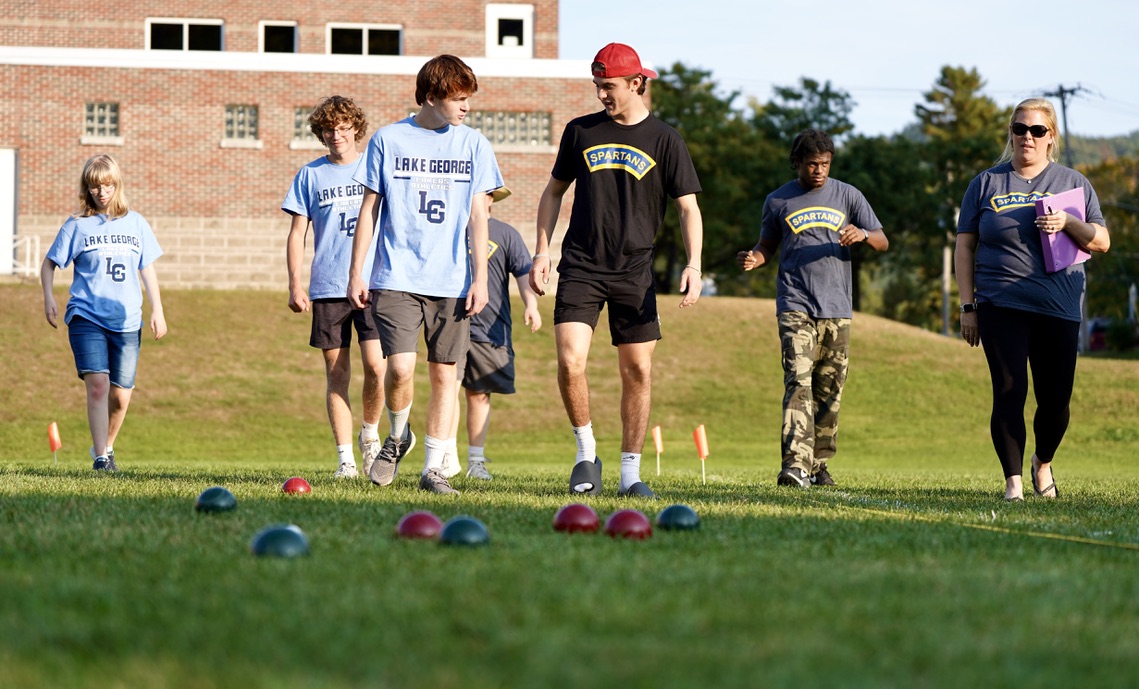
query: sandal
617 481 658 499
1030 456 1059 498
569 457 603 495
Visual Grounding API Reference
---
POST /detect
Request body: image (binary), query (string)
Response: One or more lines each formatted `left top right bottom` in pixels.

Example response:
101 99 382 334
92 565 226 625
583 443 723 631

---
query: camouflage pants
777 311 851 474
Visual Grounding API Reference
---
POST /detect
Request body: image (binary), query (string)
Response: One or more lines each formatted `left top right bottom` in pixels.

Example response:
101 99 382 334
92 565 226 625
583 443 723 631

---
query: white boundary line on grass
849 505 1139 553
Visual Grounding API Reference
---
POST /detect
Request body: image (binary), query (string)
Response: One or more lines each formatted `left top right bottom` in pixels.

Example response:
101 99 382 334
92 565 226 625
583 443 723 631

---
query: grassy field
3 282 1139 688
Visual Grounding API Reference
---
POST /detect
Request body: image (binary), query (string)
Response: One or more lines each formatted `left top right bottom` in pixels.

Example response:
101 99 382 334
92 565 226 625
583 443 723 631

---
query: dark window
367 28 400 55
150 23 183 50
498 18 524 46
263 25 296 53
187 24 222 51
329 26 401 55
330 27 363 55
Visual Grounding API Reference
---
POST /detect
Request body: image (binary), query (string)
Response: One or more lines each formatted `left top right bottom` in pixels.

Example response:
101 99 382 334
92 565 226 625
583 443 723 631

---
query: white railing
12 235 40 276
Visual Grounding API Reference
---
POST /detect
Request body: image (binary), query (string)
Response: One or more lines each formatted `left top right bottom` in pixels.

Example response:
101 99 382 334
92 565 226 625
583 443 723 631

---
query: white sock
387 404 411 442
423 435 446 473
573 423 596 464
619 453 641 491
361 421 380 442
446 437 459 454
337 444 354 466
468 445 485 461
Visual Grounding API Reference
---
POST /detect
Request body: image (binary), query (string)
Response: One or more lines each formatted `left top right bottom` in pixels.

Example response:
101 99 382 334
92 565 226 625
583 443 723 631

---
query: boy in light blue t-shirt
348 54 504 495
283 95 386 479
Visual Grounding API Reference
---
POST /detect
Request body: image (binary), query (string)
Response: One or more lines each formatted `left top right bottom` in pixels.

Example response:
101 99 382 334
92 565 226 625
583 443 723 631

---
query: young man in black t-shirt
530 42 704 499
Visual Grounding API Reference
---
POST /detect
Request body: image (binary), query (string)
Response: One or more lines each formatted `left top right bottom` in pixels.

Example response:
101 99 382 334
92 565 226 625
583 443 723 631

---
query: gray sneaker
369 430 416 487
333 462 358 479
418 468 460 495
358 432 382 477
466 458 492 481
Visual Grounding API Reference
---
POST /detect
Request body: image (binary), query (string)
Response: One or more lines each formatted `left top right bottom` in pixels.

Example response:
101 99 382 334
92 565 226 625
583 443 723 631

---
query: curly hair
307 95 368 143
789 129 835 168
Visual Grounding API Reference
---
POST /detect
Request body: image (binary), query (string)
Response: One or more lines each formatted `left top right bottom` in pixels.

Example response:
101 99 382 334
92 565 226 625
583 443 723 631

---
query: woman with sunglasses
40 154 167 472
954 98 1110 501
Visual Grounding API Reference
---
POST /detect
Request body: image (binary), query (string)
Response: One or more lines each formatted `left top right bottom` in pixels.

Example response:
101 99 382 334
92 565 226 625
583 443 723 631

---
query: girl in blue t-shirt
40 154 167 472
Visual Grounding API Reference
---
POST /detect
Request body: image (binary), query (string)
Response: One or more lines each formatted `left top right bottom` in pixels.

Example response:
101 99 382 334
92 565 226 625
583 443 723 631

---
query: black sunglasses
1011 122 1049 138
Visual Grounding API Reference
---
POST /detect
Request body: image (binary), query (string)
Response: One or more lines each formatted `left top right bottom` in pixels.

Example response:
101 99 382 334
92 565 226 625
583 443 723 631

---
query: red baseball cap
591 43 658 80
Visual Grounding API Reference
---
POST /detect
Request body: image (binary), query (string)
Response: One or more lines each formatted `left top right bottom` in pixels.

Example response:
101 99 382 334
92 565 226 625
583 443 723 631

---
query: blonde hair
998 97 1061 165
77 154 129 219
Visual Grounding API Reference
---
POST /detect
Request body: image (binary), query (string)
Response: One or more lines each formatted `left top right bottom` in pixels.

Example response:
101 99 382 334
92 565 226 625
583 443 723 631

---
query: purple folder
1035 187 1091 273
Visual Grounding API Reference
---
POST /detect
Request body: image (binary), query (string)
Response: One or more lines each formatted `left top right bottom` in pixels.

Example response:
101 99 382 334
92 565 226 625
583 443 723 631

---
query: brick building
0 1 611 289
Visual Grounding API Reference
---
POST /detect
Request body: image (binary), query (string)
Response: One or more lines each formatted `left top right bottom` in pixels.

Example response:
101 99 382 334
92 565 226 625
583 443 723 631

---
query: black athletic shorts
310 298 381 350
553 269 661 345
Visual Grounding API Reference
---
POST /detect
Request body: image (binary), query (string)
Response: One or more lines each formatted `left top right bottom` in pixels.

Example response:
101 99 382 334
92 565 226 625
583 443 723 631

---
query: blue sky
559 0 1139 138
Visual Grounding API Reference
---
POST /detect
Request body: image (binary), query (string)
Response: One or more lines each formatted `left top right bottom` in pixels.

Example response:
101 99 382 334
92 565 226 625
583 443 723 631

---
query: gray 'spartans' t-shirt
760 178 882 319
957 161 1104 322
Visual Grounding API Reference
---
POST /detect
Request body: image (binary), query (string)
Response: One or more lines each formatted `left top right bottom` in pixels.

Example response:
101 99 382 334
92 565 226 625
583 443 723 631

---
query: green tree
839 134 940 320
913 66 1011 331
652 63 782 295
750 78 856 145
1083 155 1139 319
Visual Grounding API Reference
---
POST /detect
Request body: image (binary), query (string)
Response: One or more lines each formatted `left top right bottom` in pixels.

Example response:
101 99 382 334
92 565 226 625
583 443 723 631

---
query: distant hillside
1069 131 1139 167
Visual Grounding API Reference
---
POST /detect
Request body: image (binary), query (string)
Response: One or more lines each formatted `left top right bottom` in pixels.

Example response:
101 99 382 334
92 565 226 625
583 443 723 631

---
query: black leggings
977 304 1080 478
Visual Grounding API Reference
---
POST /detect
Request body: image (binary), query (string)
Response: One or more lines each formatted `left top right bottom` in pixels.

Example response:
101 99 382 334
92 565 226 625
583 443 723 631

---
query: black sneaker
777 467 810 487
91 447 118 472
810 465 835 486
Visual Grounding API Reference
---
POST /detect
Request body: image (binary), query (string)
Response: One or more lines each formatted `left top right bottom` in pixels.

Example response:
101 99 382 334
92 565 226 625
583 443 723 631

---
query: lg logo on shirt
418 191 446 224
104 257 126 283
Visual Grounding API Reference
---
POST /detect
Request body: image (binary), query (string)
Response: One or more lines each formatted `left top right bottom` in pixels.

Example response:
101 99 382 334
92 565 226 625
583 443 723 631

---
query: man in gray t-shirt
738 129 889 488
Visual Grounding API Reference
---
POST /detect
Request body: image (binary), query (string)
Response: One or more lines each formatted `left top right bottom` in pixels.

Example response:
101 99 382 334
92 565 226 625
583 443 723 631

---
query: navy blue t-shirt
957 161 1103 322
759 178 881 319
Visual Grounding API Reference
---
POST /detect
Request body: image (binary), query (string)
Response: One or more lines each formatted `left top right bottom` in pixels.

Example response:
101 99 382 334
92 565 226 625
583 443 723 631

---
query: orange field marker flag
48 421 62 464
652 425 663 476
693 424 709 484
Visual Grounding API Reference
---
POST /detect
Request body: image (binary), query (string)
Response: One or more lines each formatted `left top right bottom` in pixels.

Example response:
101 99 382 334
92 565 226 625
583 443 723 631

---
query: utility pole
1043 84 1088 168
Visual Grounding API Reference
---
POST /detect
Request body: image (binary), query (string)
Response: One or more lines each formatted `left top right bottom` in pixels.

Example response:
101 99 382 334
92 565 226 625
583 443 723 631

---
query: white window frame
259 21 298 53
325 23 403 56
145 17 225 51
485 3 534 59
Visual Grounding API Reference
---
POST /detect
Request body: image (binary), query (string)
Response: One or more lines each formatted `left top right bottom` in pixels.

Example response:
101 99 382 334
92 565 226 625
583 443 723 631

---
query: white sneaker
440 449 462 479
358 432 381 476
466 458 493 481
333 462 358 479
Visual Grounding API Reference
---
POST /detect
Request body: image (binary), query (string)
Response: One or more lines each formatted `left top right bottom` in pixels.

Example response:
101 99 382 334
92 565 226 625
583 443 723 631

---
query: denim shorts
67 316 142 389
